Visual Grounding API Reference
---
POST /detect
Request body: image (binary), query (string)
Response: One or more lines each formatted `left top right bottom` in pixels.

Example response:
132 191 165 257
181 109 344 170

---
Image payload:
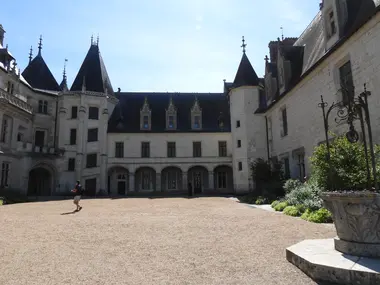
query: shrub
274 201 288 211
310 135 380 190
301 208 332 223
295 204 306 214
0 199 3 206
284 179 323 211
238 194 256 204
284 179 302 194
271 200 280 208
283 206 300 217
255 196 267 205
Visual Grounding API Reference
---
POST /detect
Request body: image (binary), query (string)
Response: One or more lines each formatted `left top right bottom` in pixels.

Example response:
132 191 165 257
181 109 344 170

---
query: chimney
268 41 280 63
0 24 5 47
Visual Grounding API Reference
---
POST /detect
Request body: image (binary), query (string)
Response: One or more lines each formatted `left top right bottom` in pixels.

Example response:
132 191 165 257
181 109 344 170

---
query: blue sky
2 0 319 93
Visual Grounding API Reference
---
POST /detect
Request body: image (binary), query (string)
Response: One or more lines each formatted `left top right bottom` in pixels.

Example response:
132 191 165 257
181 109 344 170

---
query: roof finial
91 35 94 45
264 55 269 63
97 34 99 46
28 46 33 63
38 35 42 55
241 36 247 53
280 26 284 41
63 58 68 80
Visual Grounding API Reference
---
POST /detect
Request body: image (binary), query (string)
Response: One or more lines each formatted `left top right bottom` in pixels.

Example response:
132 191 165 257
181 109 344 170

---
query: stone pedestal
287 239 380 285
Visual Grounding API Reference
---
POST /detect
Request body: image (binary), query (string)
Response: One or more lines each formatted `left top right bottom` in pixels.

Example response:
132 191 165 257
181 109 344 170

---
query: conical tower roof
70 41 113 95
233 52 260 87
22 36 60 91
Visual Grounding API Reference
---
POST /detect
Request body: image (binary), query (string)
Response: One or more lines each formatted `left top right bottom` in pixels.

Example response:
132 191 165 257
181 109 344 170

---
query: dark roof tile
233 53 260 87
70 44 114 95
108 92 230 133
22 53 60 91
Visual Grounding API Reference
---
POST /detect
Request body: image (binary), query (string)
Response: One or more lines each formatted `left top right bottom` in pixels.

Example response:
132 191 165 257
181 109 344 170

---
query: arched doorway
28 167 54 196
161 166 182 192
135 167 156 192
187 166 208 194
108 166 129 195
213 165 233 192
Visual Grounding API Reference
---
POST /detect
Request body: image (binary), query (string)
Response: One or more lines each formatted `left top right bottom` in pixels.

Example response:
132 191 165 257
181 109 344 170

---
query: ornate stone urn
322 191 380 257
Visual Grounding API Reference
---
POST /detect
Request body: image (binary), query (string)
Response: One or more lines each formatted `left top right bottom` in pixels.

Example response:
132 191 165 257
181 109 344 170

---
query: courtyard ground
0 197 336 285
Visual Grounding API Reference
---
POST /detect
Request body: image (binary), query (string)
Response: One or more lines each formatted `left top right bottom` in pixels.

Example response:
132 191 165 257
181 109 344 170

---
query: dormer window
329 10 336 36
191 97 202 130
168 115 175 129
140 97 151 131
166 97 177 130
143 115 149 129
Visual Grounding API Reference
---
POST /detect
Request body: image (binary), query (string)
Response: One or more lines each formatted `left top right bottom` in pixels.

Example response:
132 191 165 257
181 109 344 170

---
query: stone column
129 173 135 192
76 105 86 181
208 171 214 191
182 172 187 191
156 173 161 192
99 108 109 195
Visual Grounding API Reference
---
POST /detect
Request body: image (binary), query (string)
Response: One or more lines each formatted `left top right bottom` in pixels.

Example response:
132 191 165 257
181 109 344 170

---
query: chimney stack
0 24 5 46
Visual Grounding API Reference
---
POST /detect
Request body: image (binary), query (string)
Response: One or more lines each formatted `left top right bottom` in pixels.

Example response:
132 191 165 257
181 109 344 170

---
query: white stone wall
229 86 265 193
264 12 380 179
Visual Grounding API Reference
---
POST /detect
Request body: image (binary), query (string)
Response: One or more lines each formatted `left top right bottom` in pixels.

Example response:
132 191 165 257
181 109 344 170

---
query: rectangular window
68 158 75 171
88 107 99 120
71 106 78 119
70 129 77 145
167 142 176 158
238 162 243 171
218 141 227 157
283 157 290 179
193 141 202 157
7 81 14 95
38 100 48 114
143 115 149 129
1 162 10 187
339 61 354 105
193 115 201 129
1 117 8 143
281 108 288 136
168 115 174 129
141 142 150 158
86 153 97 168
236 120 240 128
34 130 45 147
115 142 124 158
87 128 98 142
237 140 241 148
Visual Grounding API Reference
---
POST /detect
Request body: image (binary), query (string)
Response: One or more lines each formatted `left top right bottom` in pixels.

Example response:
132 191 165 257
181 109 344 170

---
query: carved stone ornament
322 192 380 257
191 96 201 113
166 96 176 113
141 96 151 113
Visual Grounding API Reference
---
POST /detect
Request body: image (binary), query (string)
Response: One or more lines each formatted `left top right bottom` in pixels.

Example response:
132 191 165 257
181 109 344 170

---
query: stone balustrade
0 89 33 114
16 141 56 155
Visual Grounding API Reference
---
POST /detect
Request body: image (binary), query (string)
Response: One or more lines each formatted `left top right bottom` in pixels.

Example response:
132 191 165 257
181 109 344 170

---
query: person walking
71 180 83 211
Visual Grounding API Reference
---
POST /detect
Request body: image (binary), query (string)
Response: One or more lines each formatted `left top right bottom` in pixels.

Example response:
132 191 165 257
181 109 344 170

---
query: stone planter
321 191 380 257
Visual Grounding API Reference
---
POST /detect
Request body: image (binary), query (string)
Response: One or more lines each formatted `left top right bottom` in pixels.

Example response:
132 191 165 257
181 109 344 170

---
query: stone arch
187 165 209 194
27 162 56 196
161 166 183 192
135 166 156 192
108 166 129 195
213 165 233 192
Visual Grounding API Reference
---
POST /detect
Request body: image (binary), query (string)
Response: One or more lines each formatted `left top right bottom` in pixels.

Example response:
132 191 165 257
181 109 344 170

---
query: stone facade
0 2 379 196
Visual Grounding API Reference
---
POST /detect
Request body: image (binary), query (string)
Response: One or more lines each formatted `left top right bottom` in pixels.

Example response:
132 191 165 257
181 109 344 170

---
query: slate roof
232 52 260 88
259 0 380 113
22 51 60 91
108 92 231 133
70 44 114 95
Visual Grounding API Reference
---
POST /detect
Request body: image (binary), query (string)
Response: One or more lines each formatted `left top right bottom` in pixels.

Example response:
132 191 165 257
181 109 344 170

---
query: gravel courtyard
0 197 336 285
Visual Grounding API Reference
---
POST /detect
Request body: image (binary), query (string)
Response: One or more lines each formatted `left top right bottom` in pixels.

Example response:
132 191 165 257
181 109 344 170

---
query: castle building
0 0 380 196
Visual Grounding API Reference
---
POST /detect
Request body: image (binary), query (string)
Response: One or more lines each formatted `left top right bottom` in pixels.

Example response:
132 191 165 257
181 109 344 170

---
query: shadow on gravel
60 210 80 215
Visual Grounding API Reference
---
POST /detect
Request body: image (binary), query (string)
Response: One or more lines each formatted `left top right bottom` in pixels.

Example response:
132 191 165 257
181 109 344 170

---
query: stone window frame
166 96 177 130
140 96 152 131
191 97 202 130
279 152 291 179
279 105 288 137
